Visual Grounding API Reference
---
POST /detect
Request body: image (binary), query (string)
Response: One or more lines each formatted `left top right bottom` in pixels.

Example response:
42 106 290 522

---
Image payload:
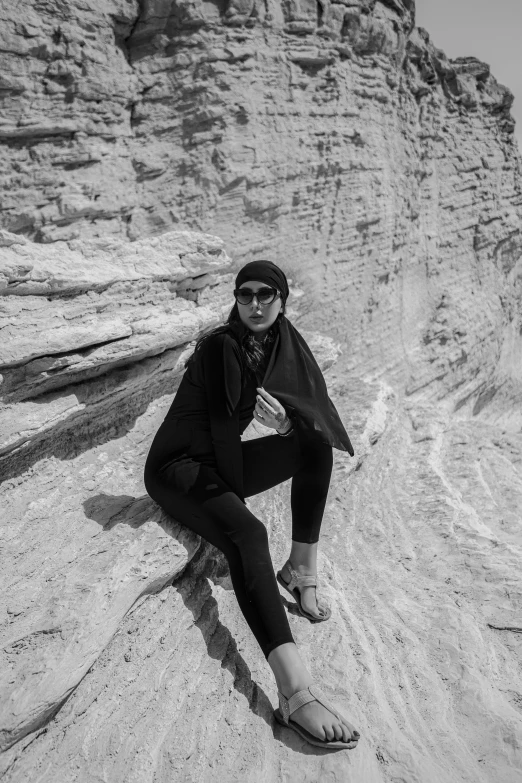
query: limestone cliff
1 0 521 413
1 1 522 781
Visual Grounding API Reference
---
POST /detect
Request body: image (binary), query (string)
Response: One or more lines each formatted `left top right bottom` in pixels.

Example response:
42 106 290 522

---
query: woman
144 260 360 750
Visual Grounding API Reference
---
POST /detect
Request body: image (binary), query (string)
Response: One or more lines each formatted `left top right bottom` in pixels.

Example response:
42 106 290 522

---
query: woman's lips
250 315 264 321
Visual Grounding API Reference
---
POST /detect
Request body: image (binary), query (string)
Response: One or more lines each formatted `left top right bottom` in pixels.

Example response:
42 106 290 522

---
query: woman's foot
268 644 360 747
279 679 359 745
279 560 330 621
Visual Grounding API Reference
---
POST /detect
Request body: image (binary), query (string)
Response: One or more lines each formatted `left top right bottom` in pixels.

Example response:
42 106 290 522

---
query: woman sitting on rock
144 260 360 750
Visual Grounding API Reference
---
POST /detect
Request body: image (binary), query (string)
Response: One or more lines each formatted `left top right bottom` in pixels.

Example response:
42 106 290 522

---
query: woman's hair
184 297 286 378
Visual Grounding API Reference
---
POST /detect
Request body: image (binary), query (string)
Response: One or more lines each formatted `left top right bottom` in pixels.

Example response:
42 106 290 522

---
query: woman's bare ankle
279 671 314 698
286 541 319 576
267 643 313 697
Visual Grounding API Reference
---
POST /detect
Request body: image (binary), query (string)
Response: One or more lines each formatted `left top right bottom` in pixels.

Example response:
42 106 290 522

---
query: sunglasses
233 287 280 306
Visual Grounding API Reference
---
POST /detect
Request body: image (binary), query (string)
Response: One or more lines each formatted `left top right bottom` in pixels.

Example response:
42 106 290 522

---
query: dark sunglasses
233 287 280 306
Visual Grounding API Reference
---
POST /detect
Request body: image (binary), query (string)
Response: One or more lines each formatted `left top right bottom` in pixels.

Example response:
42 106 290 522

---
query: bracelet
276 417 294 437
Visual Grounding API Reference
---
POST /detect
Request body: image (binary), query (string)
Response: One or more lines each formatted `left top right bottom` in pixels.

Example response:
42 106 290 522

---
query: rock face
1 0 522 781
1 0 521 412
0 228 338 761
0 228 233 478
0 230 229 751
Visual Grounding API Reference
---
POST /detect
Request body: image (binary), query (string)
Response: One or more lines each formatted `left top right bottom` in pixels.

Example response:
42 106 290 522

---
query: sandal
274 683 360 750
276 561 332 623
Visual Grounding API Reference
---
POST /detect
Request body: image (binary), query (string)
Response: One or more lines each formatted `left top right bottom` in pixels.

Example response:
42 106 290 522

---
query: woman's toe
304 594 330 620
341 725 351 743
324 725 335 742
315 595 330 612
341 718 360 741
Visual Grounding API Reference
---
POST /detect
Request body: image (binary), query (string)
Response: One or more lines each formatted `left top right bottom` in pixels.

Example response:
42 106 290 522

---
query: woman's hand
254 387 291 433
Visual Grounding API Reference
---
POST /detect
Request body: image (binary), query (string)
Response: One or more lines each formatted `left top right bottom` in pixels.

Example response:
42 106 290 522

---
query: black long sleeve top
150 331 288 503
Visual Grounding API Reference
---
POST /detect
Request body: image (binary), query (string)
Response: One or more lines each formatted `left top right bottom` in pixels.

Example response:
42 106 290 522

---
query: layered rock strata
1 0 522 780
0 229 337 756
1 0 521 415
0 229 232 477
2 341 522 782
0 229 231 751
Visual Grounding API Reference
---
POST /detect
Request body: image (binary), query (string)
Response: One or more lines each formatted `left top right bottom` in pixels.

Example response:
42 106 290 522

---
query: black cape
231 316 354 456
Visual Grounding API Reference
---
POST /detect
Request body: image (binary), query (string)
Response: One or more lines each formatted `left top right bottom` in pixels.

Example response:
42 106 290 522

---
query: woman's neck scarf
232 261 354 456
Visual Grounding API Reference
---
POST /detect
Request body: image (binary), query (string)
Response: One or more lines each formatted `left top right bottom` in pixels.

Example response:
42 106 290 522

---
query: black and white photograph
1 0 521 780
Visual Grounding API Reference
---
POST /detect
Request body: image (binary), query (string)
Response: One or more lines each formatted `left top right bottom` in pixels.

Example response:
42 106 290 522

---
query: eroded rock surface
0 229 336 760
2 350 522 782
1 0 522 780
0 229 233 477
0 229 234 751
1 0 521 410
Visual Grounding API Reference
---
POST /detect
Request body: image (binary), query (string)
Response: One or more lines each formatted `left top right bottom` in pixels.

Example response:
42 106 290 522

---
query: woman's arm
201 333 245 503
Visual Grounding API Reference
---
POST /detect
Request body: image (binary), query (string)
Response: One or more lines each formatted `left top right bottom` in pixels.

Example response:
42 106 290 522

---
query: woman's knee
236 521 273 590
228 519 271 578
236 517 269 549
300 439 333 472
214 520 270 587
313 440 333 459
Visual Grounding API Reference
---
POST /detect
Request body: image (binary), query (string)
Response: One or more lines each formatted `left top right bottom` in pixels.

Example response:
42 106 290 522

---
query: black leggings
144 427 333 658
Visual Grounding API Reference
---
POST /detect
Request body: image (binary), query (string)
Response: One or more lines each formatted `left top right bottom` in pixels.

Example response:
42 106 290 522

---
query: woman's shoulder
199 329 243 366
203 329 240 351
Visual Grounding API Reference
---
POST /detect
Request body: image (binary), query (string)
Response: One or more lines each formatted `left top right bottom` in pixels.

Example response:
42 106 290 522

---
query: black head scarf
235 260 290 301
233 261 354 456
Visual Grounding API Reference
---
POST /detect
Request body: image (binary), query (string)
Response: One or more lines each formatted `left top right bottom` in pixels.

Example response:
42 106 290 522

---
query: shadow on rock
1 346 185 483
172 542 275 725
83 492 158 530
279 594 302 619
173 542 339 755
83 494 336 754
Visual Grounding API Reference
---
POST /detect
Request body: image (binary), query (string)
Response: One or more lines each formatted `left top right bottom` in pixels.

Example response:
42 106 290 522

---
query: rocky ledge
1 230 521 783
0 229 232 478
0 229 343 759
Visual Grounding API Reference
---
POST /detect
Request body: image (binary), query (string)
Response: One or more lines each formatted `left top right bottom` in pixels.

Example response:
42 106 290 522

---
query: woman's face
237 280 284 338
